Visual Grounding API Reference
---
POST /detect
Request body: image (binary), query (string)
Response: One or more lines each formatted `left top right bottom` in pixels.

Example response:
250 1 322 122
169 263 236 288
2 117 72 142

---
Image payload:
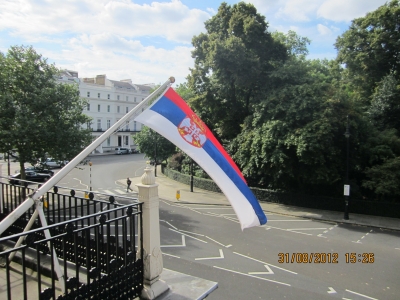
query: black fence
0 180 144 300
162 167 400 219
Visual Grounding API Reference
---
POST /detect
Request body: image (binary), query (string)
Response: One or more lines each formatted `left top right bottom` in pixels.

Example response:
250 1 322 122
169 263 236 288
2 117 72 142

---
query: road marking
160 220 178 230
161 235 186 248
114 189 126 194
205 236 231 248
162 252 180 258
266 225 312 236
287 228 327 231
267 220 311 222
103 189 114 194
195 249 224 260
179 230 204 236
352 240 362 244
327 287 336 294
317 234 327 238
395 248 400 250
169 228 208 243
345 289 378 300
213 266 291 286
248 265 274 275
233 252 297 274
193 207 233 210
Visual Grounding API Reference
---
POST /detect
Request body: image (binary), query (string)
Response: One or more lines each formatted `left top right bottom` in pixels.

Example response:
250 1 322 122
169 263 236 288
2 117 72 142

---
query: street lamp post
344 116 350 220
190 159 194 192
89 161 92 191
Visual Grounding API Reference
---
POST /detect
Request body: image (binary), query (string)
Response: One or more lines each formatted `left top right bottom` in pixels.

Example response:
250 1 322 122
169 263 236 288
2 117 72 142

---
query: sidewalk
125 165 400 232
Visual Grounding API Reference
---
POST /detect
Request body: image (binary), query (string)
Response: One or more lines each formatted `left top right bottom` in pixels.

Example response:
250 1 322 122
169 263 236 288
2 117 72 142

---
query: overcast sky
0 0 388 85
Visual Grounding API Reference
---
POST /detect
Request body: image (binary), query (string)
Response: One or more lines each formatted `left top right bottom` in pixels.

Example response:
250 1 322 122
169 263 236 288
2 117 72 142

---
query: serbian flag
135 87 267 229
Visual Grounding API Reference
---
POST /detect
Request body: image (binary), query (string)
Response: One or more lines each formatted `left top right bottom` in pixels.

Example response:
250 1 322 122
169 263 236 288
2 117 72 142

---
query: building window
87 103 90 111
125 136 129 145
98 104 100 112
134 97 137 102
98 93 100 98
107 94 110 100
125 121 129 130
107 119 111 129
117 106 120 113
87 91 90 97
107 137 110 146
117 95 120 100
107 105 110 112
134 121 137 131
126 107 128 113
126 96 129 101
87 121 91 129
142 98 144 101
97 119 101 130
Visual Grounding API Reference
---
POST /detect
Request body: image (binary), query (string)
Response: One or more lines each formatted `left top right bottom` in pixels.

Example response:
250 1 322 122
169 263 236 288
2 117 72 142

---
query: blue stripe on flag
151 96 185 126
203 140 267 225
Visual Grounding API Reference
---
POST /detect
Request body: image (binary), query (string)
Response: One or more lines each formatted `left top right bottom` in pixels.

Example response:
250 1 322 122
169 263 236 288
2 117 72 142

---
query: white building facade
59 71 153 153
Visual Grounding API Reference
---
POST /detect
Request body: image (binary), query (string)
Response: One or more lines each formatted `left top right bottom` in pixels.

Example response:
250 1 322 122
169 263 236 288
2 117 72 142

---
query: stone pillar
137 165 169 299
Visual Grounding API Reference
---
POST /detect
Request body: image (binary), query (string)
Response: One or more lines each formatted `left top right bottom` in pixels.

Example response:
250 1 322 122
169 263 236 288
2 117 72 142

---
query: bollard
176 190 180 201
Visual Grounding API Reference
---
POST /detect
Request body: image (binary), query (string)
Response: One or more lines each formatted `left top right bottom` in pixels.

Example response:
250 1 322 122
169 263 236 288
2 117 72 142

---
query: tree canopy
0 45 92 178
188 1 287 141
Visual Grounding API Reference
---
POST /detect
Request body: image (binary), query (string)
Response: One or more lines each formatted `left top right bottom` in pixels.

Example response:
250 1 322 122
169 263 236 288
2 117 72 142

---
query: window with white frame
87 103 90 111
117 106 120 113
98 93 100 98
107 94 110 100
125 121 129 130
126 107 128 113
87 121 91 129
126 96 129 101
107 119 111 129
98 104 101 112
87 91 90 97
125 136 128 145
97 119 101 130
134 97 137 102
107 105 110 112
117 95 120 100
107 137 110 146
134 121 137 131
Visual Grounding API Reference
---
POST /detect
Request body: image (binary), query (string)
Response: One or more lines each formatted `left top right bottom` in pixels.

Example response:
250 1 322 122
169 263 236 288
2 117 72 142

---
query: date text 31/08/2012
278 253 374 264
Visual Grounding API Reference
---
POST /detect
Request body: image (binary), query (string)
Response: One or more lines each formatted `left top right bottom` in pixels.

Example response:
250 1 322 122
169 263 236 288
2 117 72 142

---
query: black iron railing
0 180 143 300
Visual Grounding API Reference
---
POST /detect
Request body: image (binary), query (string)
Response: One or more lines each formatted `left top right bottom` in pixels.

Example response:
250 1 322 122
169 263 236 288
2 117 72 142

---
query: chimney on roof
95 75 106 85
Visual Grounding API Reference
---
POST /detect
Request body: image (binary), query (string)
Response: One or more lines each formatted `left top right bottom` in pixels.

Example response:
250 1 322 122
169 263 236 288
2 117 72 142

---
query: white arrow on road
327 287 337 294
248 264 274 275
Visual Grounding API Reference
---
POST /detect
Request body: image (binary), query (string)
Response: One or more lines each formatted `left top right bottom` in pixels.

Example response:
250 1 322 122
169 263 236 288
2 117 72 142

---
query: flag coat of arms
135 87 267 229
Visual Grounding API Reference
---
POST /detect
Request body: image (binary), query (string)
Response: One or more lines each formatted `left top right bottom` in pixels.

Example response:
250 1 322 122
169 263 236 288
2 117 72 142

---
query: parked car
36 157 69 169
115 147 132 155
9 171 51 185
18 166 55 176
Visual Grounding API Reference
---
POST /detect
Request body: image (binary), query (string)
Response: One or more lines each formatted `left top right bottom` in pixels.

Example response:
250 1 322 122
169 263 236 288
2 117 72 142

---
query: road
2 155 399 299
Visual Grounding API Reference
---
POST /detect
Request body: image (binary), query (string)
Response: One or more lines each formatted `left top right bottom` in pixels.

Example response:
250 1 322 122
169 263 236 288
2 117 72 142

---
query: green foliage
368 73 400 131
335 0 400 99
132 126 176 163
188 1 287 140
0 45 92 178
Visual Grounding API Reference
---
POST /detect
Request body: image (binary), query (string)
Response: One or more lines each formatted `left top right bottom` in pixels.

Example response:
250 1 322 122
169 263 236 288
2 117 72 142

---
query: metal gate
0 180 143 300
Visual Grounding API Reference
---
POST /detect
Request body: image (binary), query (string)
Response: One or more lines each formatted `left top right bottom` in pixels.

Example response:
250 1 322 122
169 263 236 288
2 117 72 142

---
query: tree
132 126 176 164
0 45 92 179
335 0 400 99
188 2 287 141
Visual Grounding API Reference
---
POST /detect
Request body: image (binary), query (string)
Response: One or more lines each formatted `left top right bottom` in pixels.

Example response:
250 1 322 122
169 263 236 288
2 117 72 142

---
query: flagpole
0 76 175 236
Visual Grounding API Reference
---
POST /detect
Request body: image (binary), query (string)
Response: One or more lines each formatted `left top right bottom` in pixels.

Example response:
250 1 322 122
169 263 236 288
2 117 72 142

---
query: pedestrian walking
127 177 132 192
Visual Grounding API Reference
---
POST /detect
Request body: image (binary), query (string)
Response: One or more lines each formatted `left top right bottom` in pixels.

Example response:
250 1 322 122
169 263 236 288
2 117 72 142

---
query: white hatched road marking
161 235 186 248
248 265 274 275
205 236 231 248
268 220 311 222
233 252 297 274
287 228 327 231
213 266 291 286
195 249 224 261
345 289 378 300
169 228 208 243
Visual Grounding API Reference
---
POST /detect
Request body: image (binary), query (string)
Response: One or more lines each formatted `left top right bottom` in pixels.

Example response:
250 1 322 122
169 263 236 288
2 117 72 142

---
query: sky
0 0 388 86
